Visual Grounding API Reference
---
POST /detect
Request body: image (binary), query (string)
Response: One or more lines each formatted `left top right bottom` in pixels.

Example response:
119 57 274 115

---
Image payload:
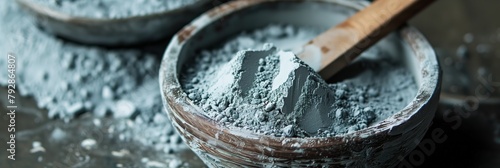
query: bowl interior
176 0 423 111
165 0 439 141
160 0 440 166
15 0 215 45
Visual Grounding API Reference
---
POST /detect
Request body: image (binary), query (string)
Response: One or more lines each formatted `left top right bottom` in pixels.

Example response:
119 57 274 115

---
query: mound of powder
29 0 200 18
181 25 418 137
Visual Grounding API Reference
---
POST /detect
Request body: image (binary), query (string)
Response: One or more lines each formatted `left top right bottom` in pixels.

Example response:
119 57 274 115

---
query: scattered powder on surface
181 25 418 137
29 0 200 18
81 138 98 150
0 0 186 155
30 141 46 153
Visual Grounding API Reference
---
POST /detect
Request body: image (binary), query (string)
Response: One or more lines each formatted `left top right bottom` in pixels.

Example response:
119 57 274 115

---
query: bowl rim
160 0 441 145
15 0 212 23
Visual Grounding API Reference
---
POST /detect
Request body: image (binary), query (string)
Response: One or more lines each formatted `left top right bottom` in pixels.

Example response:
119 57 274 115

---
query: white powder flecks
29 0 200 19
168 160 183 168
181 25 418 137
30 141 46 153
272 50 300 91
111 149 131 158
81 139 97 150
50 128 67 142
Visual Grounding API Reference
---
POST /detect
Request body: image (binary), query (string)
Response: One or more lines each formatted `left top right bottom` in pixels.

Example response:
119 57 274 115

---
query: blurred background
1 0 499 167
404 0 500 167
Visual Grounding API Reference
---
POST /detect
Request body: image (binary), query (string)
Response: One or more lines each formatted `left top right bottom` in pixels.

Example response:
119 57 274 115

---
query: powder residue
181 25 418 137
0 0 186 154
29 0 200 18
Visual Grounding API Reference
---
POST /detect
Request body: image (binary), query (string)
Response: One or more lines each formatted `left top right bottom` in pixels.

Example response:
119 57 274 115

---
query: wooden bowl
160 0 441 167
15 0 217 46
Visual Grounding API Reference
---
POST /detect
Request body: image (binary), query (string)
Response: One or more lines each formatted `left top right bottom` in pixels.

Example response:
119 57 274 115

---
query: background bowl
160 0 441 167
15 0 221 46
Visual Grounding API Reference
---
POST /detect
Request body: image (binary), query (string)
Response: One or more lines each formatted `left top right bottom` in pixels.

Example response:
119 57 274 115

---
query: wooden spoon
298 0 435 79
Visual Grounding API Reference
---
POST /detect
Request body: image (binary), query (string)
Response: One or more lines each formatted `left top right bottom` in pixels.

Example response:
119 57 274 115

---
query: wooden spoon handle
298 0 435 79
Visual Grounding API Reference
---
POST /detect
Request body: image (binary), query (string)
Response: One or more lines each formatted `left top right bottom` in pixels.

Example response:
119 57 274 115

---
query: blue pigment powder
181 25 418 137
29 0 200 18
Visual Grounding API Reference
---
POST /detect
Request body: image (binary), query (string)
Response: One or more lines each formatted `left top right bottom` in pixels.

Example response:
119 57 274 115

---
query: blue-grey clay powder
181 25 418 137
29 0 200 18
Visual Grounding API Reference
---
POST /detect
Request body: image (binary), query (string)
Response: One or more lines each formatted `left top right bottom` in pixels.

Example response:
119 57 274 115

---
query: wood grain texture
299 0 435 79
